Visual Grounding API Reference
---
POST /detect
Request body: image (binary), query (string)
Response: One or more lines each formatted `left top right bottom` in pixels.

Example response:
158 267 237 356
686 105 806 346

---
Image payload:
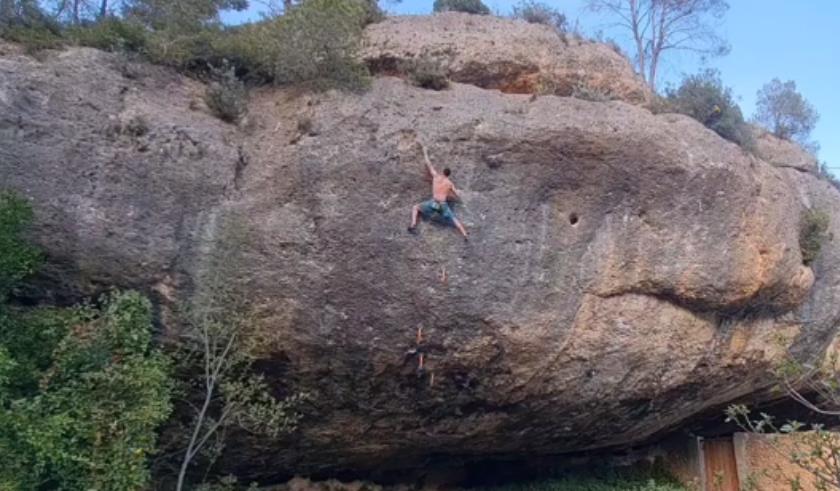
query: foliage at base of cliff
0 192 173 491
479 467 686 491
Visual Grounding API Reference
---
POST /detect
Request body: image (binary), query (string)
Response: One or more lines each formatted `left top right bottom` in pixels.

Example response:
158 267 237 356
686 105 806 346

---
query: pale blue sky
225 1 838 170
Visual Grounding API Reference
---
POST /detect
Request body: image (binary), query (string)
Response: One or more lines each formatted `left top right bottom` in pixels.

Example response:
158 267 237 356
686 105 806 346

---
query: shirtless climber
407 144 469 240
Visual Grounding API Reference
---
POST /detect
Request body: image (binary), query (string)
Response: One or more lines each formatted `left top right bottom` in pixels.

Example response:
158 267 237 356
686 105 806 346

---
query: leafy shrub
512 0 566 31
799 208 830 265
404 56 450 90
203 25 273 82
0 193 173 490
123 0 248 31
665 69 753 149
353 0 386 25
0 192 39 301
68 17 148 52
433 0 491 15
3 0 372 91
0 23 63 53
754 78 819 147
0 291 173 491
138 24 253 73
479 468 686 491
256 0 371 90
0 1 64 53
142 27 218 69
205 64 248 123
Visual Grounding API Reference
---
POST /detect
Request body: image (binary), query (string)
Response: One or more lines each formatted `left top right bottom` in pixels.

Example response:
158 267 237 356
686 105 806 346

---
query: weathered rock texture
750 125 819 173
2 17 840 482
362 13 652 105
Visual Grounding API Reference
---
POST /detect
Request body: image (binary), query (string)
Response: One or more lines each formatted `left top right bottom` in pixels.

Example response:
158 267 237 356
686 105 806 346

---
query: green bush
205 64 248 123
665 69 753 149
0 23 63 53
123 0 248 31
479 468 686 491
141 27 215 68
256 0 371 90
433 0 491 15
351 0 386 25
512 0 566 31
0 1 64 53
0 192 173 490
0 292 173 491
2 0 372 91
0 192 39 301
404 56 450 90
800 208 830 265
68 17 148 52
754 78 819 145
206 24 276 82
140 27 254 79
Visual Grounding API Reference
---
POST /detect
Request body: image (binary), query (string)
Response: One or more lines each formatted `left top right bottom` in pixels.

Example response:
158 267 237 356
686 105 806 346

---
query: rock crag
2 15 840 481
362 13 652 104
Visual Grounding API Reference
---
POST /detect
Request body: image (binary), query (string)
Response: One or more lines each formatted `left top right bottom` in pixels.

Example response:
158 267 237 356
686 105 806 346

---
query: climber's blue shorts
419 199 456 225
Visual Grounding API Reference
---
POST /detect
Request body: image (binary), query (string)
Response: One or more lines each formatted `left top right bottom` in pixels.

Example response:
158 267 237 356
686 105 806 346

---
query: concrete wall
657 432 837 491
733 432 831 491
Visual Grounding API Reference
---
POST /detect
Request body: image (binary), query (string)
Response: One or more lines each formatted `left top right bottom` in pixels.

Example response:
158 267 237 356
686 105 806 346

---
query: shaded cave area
274 395 834 489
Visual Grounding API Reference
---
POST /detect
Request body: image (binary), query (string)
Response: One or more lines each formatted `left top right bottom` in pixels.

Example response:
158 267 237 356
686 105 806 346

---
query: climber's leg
409 200 438 233
409 204 421 231
452 217 468 240
441 203 468 240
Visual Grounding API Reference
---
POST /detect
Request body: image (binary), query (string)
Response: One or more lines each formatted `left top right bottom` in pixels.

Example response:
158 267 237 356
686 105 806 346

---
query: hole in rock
569 213 579 226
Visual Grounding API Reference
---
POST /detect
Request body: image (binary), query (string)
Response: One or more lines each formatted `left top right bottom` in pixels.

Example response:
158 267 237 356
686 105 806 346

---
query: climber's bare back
432 174 455 202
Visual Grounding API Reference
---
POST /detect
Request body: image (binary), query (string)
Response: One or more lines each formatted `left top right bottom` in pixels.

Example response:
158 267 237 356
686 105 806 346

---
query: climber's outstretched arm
421 144 438 178
449 185 461 202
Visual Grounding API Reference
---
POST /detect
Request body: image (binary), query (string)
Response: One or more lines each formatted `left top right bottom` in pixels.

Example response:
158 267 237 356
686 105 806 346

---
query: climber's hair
443 168 451 177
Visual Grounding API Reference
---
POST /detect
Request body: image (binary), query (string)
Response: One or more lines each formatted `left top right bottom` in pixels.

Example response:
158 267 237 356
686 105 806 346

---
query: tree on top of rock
123 0 248 30
512 0 567 32
587 0 730 90
754 78 820 154
433 0 490 15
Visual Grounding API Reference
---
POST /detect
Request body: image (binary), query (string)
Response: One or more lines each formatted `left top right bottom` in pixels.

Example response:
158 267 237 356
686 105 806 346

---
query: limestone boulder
2 41 839 481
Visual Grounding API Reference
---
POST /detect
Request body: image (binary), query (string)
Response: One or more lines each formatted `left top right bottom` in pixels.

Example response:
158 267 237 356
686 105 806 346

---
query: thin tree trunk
176 326 217 491
629 0 646 84
72 0 80 24
648 2 667 90
648 52 659 90
99 0 107 18
284 0 293 13
176 379 215 491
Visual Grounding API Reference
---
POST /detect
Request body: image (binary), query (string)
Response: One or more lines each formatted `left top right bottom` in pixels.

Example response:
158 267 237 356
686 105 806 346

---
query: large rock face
750 125 819 173
2 22 840 481
362 13 652 105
